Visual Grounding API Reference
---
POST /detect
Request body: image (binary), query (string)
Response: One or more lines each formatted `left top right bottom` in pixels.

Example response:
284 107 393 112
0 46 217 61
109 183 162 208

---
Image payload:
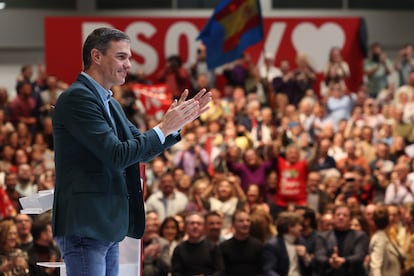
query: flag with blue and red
197 0 264 70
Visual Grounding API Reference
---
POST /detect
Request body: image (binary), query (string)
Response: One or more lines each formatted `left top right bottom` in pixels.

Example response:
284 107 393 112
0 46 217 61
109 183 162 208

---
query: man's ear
91 48 102 65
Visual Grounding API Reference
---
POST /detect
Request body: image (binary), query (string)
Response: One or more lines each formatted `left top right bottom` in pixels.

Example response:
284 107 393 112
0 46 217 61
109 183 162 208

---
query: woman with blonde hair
0 219 29 275
249 208 276 243
208 175 245 231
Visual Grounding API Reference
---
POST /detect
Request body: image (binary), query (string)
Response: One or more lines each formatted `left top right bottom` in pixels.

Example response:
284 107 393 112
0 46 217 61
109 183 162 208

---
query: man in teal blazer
52 27 210 276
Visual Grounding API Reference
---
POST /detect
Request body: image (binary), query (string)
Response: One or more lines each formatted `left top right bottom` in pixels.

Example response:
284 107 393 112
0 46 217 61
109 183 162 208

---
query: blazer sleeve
369 234 386 276
315 232 331 265
56 88 170 169
262 239 281 276
345 231 369 266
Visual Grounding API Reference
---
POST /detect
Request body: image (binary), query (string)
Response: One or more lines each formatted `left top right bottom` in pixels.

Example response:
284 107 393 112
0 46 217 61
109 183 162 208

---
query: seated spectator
184 177 210 214
389 136 408 163
356 125 377 165
220 210 263 276
296 206 318 257
204 211 225 244
159 216 182 260
16 164 37 198
315 205 369 275
328 132 347 162
306 171 332 215
0 185 16 221
309 138 337 174
0 220 29 275
325 81 355 127
15 214 33 252
142 211 171 276
385 163 414 205
174 131 209 180
4 172 20 212
387 204 407 248
263 211 312 275
319 212 334 232
145 171 188 222
207 176 245 232
250 208 276 243
350 215 371 237
27 216 61 276
393 109 414 145
336 139 370 175
9 80 38 132
240 183 270 214
171 212 224 275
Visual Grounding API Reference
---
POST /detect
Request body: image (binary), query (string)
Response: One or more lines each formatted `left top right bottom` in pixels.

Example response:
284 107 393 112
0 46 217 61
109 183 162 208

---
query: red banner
45 16 365 92
131 83 172 116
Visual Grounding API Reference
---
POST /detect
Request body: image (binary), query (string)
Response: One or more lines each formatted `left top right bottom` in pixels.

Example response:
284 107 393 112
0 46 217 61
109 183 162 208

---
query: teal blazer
52 74 179 242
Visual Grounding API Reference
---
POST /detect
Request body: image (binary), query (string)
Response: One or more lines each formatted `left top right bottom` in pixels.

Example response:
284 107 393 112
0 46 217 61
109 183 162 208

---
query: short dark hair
205 211 222 222
333 204 351 215
231 210 249 223
303 207 317 230
373 205 389 230
82 27 130 70
31 219 50 242
15 80 32 94
276 211 301 235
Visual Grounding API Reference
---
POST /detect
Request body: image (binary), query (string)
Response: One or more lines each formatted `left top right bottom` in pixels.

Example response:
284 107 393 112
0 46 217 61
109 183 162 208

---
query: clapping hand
158 88 211 137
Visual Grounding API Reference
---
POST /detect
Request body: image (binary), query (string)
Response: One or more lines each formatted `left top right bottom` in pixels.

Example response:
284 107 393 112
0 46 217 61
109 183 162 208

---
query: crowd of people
0 40 414 275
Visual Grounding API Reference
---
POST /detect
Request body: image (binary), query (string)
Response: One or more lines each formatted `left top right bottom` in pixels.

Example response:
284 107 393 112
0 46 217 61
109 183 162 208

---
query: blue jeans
55 235 119 276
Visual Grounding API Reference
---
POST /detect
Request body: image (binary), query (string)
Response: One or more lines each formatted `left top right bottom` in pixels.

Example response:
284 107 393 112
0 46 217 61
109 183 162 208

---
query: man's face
388 206 399 225
205 215 222 240
160 174 175 196
5 173 17 189
244 150 257 167
97 40 131 89
186 214 205 241
334 207 351 231
320 214 334 231
289 222 303 239
144 212 160 239
233 212 251 237
15 214 32 235
307 172 321 193
42 224 54 244
286 147 299 163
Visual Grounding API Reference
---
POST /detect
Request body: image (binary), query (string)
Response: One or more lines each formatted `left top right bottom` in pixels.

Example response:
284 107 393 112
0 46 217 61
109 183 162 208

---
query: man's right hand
158 88 211 137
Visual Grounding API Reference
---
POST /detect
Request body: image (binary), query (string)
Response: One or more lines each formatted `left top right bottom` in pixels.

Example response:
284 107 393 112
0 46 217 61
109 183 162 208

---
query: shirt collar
81 72 113 102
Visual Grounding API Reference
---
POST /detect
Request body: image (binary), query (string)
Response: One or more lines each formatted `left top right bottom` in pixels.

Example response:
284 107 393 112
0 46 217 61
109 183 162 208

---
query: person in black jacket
315 204 369 276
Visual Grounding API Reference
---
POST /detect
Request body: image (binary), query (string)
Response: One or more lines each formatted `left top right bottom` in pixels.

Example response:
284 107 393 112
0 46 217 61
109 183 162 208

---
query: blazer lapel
109 100 131 140
77 74 117 135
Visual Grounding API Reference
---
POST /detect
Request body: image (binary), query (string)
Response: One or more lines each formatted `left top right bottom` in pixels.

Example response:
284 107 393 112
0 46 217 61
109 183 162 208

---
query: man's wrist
153 126 166 144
